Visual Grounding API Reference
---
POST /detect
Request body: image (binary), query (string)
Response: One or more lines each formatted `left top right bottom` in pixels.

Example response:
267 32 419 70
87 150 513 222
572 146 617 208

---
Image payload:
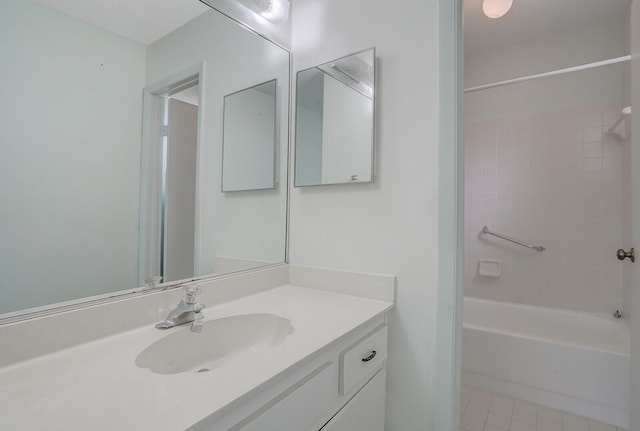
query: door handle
617 248 635 262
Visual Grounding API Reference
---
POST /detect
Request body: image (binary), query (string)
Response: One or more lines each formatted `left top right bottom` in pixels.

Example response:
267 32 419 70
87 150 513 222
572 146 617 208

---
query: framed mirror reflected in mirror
0 0 289 320
222 79 278 192
294 48 375 187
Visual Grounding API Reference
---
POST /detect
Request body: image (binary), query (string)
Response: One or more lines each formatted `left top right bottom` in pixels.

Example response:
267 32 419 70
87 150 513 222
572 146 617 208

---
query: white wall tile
584 125 604 142
584 141 603 157
464 103 624 313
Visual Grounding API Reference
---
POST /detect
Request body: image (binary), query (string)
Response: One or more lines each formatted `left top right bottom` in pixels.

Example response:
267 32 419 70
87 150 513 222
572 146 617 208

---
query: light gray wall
294 104 323 186
290 0 441 429
0 0 146 313
321 76 373 183
465 23 627 88
465 21 626 122
146 9 289 275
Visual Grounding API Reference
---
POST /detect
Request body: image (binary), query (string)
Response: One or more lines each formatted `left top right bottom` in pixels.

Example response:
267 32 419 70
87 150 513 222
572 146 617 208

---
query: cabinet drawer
339 324 387 395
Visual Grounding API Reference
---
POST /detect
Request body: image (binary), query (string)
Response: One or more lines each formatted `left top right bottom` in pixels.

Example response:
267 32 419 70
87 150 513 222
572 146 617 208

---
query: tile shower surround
464 103 625 314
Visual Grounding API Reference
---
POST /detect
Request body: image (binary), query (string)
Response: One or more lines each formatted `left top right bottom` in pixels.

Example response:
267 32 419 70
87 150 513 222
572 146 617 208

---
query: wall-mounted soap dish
477 259 501 277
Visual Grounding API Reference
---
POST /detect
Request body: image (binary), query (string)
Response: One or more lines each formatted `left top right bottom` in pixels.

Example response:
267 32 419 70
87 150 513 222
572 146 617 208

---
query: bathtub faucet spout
613 310 622 319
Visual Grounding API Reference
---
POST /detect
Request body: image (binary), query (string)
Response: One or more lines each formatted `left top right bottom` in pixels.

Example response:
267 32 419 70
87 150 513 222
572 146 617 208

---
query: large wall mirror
0 0 289 319
294 48 375 187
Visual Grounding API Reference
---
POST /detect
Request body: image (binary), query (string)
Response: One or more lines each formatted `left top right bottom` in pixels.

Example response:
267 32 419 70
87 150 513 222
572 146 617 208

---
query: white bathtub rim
463 323 629 356
464 296 628 323
463 296 630 355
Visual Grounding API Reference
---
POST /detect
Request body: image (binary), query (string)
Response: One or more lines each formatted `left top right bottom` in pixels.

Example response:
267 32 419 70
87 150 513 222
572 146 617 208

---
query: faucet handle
183 285 200 304
190 312 204 333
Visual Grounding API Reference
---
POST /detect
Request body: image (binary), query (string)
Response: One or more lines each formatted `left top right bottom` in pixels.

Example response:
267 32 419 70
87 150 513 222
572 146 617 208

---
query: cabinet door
234 363 334 431
321 369 386 431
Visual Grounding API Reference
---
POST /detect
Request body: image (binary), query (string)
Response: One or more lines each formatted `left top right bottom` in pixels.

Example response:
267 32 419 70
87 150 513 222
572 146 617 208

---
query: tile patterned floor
460 386 628 431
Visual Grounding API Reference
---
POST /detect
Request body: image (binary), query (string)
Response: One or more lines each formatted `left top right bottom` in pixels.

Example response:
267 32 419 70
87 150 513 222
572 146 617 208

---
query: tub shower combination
462 297 630 428
463 49 634 428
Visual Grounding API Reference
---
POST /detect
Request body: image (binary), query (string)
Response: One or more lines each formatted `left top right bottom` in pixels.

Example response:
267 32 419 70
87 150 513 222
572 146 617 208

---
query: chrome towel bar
481 226 546 252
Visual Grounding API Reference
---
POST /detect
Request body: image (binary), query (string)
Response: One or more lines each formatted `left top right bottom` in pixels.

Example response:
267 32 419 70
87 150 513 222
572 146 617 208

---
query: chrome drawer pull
362 351 377 362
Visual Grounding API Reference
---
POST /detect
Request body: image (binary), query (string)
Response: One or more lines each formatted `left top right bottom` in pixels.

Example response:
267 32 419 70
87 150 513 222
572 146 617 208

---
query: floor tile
469 390 494 412
461 416 485 431
459 385 621 431
512 401 536 426
563 412 589 431
486 413 511 429
510 421 536 431
492 395 516 409
537 406 562 431
538 406 562 418
587 419 616 431
460 402 468 418
462 386 473 406
489 402 513 418
463 406 488 424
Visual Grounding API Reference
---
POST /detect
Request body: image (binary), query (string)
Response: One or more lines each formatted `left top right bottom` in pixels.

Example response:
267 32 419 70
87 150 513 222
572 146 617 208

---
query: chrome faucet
155 285 205 330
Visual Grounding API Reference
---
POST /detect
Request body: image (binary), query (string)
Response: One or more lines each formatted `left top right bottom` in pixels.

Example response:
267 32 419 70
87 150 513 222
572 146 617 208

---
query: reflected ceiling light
244 0 290 23
482 0 513 18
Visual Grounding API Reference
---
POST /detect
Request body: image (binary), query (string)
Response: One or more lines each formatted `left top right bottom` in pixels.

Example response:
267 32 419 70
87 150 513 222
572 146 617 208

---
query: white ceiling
31 0 211 45
32 0 631 58
464 0 631 56
172 85 200 106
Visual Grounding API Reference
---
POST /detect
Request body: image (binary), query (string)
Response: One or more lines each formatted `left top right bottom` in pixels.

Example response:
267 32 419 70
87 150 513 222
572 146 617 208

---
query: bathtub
462 297 630 428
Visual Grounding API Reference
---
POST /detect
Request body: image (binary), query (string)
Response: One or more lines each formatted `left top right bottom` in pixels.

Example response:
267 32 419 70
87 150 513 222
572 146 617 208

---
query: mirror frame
0 3 292 325
293 47 376 188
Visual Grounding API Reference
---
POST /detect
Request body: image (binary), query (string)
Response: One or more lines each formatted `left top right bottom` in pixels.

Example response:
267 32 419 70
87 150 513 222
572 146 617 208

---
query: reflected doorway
139 67 202 287
164 85 199 282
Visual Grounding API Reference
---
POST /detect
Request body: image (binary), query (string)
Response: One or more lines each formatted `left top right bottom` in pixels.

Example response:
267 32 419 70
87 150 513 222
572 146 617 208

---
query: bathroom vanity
0 266 394 431
0 0 393 429
196 299 388 431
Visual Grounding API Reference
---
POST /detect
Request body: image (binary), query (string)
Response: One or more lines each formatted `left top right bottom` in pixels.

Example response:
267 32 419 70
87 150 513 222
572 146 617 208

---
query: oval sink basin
136 313 293 375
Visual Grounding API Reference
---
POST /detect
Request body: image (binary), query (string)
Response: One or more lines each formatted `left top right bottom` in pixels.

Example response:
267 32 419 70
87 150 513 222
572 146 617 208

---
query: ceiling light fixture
482 0 513 19
244 0 290 23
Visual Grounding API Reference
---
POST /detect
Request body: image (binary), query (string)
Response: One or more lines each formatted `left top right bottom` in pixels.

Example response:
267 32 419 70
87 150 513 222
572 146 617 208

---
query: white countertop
0 285 392 431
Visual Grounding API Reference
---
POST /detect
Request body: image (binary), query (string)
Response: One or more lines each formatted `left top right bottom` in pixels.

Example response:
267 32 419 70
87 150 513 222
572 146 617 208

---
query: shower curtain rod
464 55 631 93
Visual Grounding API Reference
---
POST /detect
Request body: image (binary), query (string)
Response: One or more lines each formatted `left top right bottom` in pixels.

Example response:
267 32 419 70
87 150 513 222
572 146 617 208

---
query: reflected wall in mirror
222 80 277 192
294 48 375 187
0 0 289 318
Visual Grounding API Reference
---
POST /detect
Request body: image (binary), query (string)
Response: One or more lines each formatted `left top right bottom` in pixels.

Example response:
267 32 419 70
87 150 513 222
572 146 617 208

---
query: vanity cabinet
195 318 388 431
320 369 386 431
236 363 335 431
